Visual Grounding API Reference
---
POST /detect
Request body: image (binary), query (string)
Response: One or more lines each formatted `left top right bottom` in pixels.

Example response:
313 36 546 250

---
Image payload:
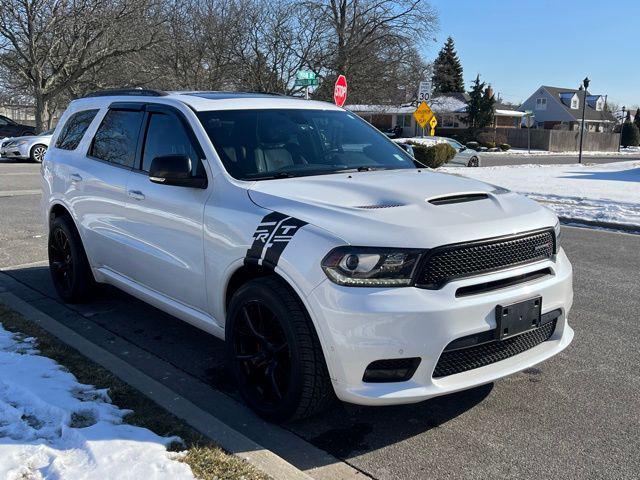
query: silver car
0 129 53 162
395 136 481 167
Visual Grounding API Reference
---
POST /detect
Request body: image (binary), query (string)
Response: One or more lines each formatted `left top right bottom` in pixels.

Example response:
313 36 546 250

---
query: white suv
42 89 574 421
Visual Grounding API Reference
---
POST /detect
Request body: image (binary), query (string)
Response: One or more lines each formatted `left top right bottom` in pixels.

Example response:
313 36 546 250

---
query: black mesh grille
416 229 555 289
433 320 557 378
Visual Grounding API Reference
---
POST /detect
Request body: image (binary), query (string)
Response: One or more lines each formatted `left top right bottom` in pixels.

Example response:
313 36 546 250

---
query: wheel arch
30 143 48 157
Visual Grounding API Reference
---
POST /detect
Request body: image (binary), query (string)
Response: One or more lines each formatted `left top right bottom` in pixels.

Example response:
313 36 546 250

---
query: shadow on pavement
562 167 640 182
3 265 491 462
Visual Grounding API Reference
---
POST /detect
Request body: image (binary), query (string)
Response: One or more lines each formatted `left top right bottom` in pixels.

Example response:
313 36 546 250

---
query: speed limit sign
418 80 432 102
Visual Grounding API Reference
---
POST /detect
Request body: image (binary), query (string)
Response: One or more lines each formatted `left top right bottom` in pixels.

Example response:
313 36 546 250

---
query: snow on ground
0 324 195 480
441 161 640 227
483 146 640 156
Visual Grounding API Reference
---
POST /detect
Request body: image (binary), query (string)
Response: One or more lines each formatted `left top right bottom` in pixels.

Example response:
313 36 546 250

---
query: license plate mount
495 296 542 340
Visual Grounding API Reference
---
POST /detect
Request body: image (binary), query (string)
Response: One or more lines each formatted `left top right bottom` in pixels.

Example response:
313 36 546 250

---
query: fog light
362 357 421 383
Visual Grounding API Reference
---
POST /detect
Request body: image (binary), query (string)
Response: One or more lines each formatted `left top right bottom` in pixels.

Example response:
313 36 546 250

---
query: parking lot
1 159 639 480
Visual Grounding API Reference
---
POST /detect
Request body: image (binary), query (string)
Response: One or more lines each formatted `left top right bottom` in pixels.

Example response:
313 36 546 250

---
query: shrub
407 141 457 168
484 141 496 149
621 123 640 147
499 143 511 151
475 131 494 146
466 141 480 150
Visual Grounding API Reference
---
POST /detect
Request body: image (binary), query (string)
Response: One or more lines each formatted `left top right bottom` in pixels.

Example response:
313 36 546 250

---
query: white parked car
42 90 573 421
1 129 53 162
395 136 481 167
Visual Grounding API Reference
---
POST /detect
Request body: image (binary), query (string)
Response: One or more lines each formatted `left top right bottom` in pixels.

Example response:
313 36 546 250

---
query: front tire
467 156 480 167
48 215 94 303
30 144 47 163
226 277 334 422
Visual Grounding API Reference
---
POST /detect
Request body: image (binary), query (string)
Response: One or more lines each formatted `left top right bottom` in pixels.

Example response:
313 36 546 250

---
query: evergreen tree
464 75 495 130
634 108 640 131
621 122 640 147
432 37 464 94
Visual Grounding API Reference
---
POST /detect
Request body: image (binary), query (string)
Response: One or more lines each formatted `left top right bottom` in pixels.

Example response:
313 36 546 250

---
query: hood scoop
354 203 405 209
428 193 489 206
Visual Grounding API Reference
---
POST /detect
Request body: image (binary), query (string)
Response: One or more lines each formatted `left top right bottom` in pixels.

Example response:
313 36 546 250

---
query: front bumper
0 143 29 159
306 249 573 406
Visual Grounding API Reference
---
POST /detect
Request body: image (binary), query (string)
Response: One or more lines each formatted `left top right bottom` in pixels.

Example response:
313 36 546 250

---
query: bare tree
304 0 438 103
0 0 164 131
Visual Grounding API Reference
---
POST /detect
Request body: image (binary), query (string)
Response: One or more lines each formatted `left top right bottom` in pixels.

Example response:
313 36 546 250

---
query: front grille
433 320 557 378
415 229 555 289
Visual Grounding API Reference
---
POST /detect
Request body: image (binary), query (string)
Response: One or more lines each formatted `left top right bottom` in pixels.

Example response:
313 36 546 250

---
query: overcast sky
430 0 638 108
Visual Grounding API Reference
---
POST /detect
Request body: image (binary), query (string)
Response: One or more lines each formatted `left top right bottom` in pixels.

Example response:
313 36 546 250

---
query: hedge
406 142 457 168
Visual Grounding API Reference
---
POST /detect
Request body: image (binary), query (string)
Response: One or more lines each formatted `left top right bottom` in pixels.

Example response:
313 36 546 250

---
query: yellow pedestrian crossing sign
413 101 434 129
429 115 438 136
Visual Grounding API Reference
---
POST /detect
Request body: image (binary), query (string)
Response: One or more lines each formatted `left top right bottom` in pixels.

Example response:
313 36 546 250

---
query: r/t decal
246 212 307 267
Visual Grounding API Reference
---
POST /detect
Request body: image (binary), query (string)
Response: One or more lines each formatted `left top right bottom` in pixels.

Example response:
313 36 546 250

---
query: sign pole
305 85 309 100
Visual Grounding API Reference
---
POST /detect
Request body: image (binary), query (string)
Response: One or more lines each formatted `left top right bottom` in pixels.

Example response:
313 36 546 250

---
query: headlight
321 247 422 287
554 220 561 252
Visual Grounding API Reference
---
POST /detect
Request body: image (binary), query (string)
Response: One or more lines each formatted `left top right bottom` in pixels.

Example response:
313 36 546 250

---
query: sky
429 0 639 109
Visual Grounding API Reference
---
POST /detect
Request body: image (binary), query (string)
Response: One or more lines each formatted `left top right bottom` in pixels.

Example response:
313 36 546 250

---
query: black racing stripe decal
246 212 308 268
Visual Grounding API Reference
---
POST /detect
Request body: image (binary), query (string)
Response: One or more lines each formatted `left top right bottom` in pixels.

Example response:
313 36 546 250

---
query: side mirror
459 146 467 152
149 155 207 188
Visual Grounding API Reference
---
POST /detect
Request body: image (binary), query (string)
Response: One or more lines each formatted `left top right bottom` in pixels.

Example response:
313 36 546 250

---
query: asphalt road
1 159 639 479
480 152 640 167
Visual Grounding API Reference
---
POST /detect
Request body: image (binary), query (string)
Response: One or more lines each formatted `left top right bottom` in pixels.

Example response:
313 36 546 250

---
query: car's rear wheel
30 144 47 163
226 277 334 422
467 156 480 167
48 215 94 303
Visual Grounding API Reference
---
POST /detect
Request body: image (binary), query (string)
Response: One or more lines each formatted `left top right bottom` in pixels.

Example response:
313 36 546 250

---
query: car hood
247 169 556 248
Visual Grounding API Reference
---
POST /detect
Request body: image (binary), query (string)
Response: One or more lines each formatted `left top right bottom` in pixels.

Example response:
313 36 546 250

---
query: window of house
535 98 547 110
571 97 579 109
55 109 99 151
141 112 200 173
90 109 144 168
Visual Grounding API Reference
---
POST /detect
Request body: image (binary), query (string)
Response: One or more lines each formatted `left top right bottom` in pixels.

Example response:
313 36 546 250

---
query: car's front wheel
226 277 334 422
30 144 47 163
48 215 95 303
467 156 480 167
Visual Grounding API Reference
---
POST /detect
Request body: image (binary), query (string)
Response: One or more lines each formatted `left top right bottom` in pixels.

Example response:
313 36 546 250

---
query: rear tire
30 144 47 163
226 277 334 422
48 215 95 303
468 156 480 167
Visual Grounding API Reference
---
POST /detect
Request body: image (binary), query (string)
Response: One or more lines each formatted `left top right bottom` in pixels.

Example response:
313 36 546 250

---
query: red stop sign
333 75 348 107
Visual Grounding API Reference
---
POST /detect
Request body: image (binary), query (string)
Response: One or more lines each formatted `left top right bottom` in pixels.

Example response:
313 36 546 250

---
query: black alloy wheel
48 215 94 303
468 156 480 167
227 277 334 422
232 300 291 407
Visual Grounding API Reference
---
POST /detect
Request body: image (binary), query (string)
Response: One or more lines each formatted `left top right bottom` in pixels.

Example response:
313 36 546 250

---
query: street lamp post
618 106 626 152
578 76 590 164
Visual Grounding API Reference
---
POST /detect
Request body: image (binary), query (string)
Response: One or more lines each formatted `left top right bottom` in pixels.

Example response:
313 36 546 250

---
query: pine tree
480 85 496 128
633 108 640 131
463 74 485 129
432 37 464 94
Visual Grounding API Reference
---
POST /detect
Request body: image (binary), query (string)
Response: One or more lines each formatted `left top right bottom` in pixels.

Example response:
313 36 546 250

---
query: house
347 92 524 137
519 85 616 132
430 92 525 130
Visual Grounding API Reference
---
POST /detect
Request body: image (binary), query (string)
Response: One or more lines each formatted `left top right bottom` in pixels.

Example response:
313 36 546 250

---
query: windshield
445 138 463 150
197 109 416 180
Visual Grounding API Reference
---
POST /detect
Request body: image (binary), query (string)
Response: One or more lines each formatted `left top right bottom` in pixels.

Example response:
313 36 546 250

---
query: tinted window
198 109 415 180
142 113 200 173
90 110 143 167
0 117 8 126
55 109 99 150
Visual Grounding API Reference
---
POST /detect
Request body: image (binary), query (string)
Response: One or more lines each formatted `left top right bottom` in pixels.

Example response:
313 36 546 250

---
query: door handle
127 189 145 201
70 173 82 182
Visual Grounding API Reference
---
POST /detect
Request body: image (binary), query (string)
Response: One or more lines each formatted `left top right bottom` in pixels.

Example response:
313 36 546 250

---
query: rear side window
90 109 143 168
141 113 200 172
55 109 99 150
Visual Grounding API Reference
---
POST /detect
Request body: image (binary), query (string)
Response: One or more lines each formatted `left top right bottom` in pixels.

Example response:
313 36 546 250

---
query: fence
435 127 621 152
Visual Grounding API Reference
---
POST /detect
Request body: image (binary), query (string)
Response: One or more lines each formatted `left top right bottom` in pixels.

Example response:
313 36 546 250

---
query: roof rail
84 88 168 98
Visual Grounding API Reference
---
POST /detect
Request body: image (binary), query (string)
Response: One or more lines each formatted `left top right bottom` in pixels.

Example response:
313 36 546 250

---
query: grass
0 303 270 480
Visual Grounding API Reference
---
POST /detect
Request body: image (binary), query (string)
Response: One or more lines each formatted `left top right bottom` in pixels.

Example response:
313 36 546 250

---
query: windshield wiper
244 171 297 180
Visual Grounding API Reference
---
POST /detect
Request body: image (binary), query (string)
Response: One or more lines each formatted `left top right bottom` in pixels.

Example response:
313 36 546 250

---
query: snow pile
441 161 640 227
484 147 640 156
393 137 445 147
0 324 195 480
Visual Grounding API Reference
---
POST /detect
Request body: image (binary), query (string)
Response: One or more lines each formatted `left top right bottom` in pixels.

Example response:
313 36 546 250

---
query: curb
0 291 314 480
559 217 640 234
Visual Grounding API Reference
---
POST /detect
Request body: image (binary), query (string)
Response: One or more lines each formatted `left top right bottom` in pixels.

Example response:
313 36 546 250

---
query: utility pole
618 106 626 152
577 77 590 164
